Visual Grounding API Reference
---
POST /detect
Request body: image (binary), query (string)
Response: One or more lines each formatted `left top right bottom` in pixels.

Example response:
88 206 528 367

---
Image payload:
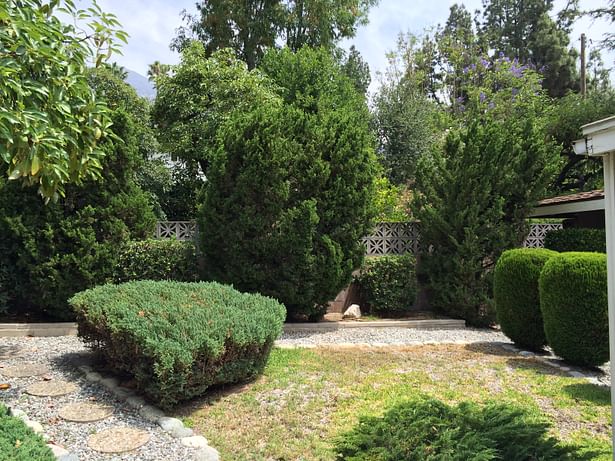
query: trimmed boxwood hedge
0 404 55 461
539 252 608 367
544 228 606 253
494 248 558 350
354 255 417 316
70 281 286 407
114 239 199 283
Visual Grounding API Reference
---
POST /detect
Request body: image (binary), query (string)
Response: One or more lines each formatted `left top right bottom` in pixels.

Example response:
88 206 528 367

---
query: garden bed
174 344 612 460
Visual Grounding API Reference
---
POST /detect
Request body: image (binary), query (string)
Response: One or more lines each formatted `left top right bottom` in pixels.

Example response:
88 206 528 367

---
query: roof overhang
530 197 605 218
573 115 615 157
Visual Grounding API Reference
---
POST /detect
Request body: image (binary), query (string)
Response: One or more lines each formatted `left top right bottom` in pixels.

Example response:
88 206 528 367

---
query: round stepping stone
88 427 150 453
2 364 49 378
58 402 113 422
26 380 78 397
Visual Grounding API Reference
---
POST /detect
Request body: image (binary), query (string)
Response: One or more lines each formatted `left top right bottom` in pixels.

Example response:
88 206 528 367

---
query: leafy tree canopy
172 0 377 69
0 0 127 200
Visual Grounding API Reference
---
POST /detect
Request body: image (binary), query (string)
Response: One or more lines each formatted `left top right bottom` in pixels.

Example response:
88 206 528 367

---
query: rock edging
75 364 220 461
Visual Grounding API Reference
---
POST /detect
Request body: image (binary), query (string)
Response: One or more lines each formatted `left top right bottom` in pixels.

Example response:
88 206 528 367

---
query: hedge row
114 239 199 283
495 249 608 366
0 404 55 461
354 255 417 316
544 228 606 253
70 280 286 408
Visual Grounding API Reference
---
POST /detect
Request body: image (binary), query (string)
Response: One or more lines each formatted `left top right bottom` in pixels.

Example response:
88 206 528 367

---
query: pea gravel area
0 336 196 461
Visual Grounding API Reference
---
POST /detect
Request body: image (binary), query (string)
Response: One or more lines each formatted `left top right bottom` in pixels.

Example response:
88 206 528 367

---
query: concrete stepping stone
26 380 78 397
58 402 113 422
1 363 49 378
87 427 150 453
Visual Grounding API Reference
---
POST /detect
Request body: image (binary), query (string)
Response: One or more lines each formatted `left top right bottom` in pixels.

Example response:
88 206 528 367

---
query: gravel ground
277 327 511 346
0 336 195 461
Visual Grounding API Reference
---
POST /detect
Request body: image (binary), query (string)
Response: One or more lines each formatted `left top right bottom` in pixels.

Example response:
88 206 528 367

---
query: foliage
335 398 579 461
494 248 558 350
200 47 378 320
372 33 443 185
354 255 417 315
0 404 55 461
544 228 606 253
0 104 155 319
548 90 615 193
147 60 171 84
172 0 377 67
588 0 615 50
340 45 371 96
0 0 127 200
372 177 409 222
114 239 199 283
479 0 578 97
153 44 279 175
414 58 559 325
539 252 608 366
71 280 285 408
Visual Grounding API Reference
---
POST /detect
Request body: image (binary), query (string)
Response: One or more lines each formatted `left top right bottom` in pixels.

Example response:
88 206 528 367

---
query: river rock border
74 364 220 461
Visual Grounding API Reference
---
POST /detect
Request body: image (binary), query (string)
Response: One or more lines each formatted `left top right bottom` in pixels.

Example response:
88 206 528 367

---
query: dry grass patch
174 343 612 461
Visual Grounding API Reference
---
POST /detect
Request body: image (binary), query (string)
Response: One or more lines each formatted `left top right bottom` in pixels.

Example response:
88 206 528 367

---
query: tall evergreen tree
172 0 378 68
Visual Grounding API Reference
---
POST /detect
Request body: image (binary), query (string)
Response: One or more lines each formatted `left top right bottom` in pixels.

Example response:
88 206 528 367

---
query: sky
83 0 614 92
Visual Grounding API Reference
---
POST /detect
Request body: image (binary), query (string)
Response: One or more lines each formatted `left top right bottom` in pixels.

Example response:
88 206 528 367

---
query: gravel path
277 327 511 346
0 336 196 461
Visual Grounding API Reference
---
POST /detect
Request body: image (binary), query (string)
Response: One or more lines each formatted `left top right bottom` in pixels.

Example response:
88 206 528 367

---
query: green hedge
335 398 577 460
354 255 417 315
494 248 558 350
544 228 606 253
539 252 608 366
70 281 286 408
0 405 55 461
114 239 199 283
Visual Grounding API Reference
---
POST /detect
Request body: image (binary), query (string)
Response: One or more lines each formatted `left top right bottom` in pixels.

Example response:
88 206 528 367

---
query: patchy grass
173 344 612 461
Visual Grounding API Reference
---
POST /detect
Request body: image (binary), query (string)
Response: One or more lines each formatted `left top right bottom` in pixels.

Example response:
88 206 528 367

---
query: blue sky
87 0 613 92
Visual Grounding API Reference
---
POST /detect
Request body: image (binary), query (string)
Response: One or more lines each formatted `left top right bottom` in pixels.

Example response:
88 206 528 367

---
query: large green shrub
70 281 286 408
544 228 606 253
355 255 417 316
335 398 578 460
539 252 608 366
114 239 198 283
199 47 377 320
0 404 55 461
0 108 155 320
494 248 557 350
415 56 559 326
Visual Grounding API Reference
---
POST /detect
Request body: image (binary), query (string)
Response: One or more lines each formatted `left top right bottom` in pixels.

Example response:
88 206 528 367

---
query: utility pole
580 33 587 97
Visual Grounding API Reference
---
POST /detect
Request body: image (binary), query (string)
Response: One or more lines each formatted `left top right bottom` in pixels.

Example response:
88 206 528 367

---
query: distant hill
126 70 156 99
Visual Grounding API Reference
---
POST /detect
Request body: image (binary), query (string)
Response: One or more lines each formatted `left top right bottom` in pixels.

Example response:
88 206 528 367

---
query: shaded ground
174 344 612 461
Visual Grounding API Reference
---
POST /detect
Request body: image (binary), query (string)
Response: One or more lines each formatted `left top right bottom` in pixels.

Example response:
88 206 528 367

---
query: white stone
25 419 44 434
139 405 165 422
170 426 194 438
158 417 184 432
180 435 209 449
194 446 220 461
10 408 27 420
78 365 93 373
111 387 133 401
126 396 146 409
519 351 535 357
569 371 586 378
343 304 361 319
85 372 102 383
58 454 79 461
47 443 70 457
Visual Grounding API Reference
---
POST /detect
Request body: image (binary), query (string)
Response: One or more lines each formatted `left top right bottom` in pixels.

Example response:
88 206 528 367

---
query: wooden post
580 33 587 97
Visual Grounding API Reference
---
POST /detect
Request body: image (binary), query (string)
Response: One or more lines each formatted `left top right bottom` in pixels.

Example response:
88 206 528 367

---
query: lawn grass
173 343 612 461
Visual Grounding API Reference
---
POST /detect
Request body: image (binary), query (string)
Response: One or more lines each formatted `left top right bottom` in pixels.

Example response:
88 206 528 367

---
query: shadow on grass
464 341 523 357
505 357 569 377
563 382 611 406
